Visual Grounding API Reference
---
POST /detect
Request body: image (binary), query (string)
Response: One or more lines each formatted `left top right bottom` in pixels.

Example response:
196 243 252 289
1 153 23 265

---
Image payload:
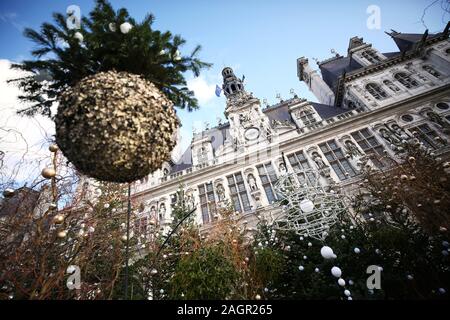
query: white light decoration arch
272 169 345 240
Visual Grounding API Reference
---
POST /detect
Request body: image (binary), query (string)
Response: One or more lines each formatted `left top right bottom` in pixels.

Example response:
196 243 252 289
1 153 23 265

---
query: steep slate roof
310 102 348 119
319 56 363 92
169 101 347 174
388 31 442 52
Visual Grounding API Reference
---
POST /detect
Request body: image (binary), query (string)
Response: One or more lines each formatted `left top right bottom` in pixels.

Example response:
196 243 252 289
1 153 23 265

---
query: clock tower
222 67 272 150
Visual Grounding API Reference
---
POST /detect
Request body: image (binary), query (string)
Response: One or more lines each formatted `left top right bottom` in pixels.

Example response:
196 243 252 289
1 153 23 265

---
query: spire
222 67 246 99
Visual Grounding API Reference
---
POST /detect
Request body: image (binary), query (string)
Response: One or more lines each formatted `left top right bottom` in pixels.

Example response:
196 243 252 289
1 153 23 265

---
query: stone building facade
130 24 450 235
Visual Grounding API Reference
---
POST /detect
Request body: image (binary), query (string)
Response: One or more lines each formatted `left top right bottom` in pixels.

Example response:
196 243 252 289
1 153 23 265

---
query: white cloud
0 59 55 187
187 75 217 105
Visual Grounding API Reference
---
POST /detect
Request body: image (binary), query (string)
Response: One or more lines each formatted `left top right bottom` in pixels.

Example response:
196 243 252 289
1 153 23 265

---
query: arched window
383 79 400 92
366 83 388 100
422 65 441 78
394 72 419 89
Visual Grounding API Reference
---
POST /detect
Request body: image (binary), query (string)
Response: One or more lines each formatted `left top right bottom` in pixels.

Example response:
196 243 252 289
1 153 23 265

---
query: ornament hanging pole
125 183 131 300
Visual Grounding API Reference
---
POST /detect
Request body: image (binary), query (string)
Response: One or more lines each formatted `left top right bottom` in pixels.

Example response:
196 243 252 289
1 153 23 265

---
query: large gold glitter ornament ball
55 71 179 183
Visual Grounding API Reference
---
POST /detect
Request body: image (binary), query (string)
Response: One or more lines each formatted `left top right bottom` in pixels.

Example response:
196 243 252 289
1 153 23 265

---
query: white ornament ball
407 275 414 280
443 241 449 248
108 22 116 32
348 280 354 285
347 297 353 300
338 278 346 287
120 22 133 34
303 255 308 260
344 289 351 296
150 268 158 275
354 247 361 254
298 265 304 271
331 266 342 278
299 236 304 241
341 235 346 239
315 267 320 273
320 246 336 259
308 242 312 247
299 199 314 213
74 32 83 42
438 288 446 294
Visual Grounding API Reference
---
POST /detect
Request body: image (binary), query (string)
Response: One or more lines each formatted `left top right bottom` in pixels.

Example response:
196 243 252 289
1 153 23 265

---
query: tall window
409 124 440 150
298 109 317 126
227 172 252 213
422 65 442 78
383 79 400 92
394 72 419 89
366 83 388 100
351 128 386 168
287 151 316 186
361 50 381 63
319 140 358 180
198 182 217 224
257 162 278 204
134 216 148 236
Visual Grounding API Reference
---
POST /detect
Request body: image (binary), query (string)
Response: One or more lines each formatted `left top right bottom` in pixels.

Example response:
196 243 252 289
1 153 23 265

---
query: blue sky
0 0 448 159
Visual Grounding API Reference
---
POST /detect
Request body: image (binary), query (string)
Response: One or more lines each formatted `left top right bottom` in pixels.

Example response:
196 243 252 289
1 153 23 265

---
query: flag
215 84 222 97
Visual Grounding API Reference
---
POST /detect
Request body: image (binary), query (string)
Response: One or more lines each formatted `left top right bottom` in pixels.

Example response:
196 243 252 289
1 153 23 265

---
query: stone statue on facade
312 152 327 169
344 140 363 158
248 174 258 192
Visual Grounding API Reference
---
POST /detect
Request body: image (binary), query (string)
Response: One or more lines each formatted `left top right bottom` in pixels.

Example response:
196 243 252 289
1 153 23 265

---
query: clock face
244 127 260 141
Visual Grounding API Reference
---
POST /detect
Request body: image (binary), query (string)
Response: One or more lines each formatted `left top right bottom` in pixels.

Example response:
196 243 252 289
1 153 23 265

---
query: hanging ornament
331 266 342 278
108 22 117 32
173 50 182 61
120 22 133 34
347 297 353 300
320 246 336 259
407 274 414 280
74 32 84 42
438 288 446 294
348 280 354 285
354 247 360 254
344 289 351 297
255 294 261 300
299 199 314 213
338 278 346 287
55 71 179 183
49 144 58 152
273 170 345 240
57 230 67 238
2 188 15 198
41 168 56 179
314 267 320 273
53 214 64 224
150 268 158 275
298 265 304 271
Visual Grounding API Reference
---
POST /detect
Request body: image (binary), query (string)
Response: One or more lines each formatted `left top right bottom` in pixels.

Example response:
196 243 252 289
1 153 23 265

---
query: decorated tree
9 0 212 117
251 143 450 300
0 146 135 300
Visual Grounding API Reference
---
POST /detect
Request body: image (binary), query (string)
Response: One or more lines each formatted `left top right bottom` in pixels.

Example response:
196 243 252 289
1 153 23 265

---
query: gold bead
49 144 59 152
54 214 64 224
2 188 15 198
41 168 56 179
57 230 67 238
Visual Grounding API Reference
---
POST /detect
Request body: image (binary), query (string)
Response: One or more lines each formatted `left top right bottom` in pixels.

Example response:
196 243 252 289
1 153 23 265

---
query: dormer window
366 83 388 100
298 109 317 126
422 65 441 78
361 49 381 64
394 72 419 89
383 80 400 92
